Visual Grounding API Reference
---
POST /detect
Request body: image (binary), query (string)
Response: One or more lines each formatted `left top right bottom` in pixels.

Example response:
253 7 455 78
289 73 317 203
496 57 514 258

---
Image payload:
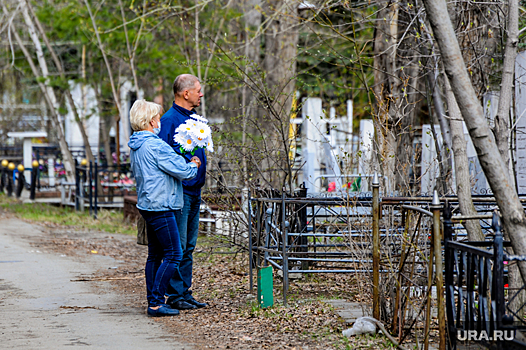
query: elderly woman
128 100 200 317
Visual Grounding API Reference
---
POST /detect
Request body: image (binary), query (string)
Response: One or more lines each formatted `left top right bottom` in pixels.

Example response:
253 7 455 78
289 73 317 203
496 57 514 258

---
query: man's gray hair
129 100 162 131
173 74 199 95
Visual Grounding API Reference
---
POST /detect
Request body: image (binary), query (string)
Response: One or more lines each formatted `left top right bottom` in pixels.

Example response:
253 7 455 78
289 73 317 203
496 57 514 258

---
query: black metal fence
74 162 135 218
444 202 526 350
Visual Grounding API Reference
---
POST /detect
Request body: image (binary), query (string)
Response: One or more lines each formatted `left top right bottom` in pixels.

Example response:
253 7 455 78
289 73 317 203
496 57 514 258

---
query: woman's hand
190 156 201 169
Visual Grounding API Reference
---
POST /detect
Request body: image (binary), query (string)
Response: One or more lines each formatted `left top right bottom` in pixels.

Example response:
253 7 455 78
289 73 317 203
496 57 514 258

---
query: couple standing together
128 74 208 317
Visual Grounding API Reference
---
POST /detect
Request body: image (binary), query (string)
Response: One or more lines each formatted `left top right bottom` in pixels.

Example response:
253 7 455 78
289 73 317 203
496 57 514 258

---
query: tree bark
7 17 75 182
84 0 123 165
263 0 298 190
23 0 94 163
118 0 145 98
423 0 526 282
241 0 262 187
2 0 74 182
373 1 399 190
373 2 421 195
494 0 518 180
445 77 484 241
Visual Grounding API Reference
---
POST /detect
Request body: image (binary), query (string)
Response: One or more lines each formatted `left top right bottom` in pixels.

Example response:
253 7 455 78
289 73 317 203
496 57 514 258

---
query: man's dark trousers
167 192 201 303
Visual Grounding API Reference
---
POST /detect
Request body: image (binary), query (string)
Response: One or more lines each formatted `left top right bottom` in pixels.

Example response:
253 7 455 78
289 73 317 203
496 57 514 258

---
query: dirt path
0 218 192 350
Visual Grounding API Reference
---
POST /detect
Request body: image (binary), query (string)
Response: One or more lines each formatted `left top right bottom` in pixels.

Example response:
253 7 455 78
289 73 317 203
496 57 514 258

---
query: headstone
65 82 99 156
120 81 144 156
48 158 55 187
358 119 374 175
302 97 325 192
420 125 442 196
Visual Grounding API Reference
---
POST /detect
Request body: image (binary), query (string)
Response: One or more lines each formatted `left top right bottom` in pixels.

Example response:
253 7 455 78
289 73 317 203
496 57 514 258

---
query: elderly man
158 74 208 310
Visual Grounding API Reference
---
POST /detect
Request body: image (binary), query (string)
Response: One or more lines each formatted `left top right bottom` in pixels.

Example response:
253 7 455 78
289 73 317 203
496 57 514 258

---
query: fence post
431 191 445 350
372 172 380 320
15 165 25 198
6 162 14 197
88 161 93 217
75 159 80 211
492 211 505 329
442 201 455 349
424 222 434 350
30 161 38 200
264 208 272 266
93 162 98 219
248 189 253 294
0 160 7 192
281 189 288 307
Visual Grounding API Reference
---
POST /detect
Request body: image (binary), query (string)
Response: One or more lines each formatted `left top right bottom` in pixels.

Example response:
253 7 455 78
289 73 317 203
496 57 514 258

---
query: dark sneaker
186 298 208 309
147 305 180 317
168 300 198 310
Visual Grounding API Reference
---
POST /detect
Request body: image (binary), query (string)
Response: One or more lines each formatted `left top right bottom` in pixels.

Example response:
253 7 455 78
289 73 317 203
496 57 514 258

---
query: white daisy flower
189 132 208 148
206 136 214 153
189 113 209 124
176 120 194 133
173 117 213 153
174 132 196 152
190 121 211 139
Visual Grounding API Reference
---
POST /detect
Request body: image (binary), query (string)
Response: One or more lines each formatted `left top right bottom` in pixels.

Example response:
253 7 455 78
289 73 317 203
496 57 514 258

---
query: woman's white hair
130 100 162 131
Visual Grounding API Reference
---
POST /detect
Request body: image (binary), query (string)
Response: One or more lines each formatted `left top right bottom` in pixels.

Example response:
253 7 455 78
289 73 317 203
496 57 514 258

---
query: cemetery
4 1 526 349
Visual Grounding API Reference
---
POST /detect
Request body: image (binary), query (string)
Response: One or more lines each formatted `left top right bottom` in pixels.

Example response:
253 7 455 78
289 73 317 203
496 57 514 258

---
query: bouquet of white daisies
173 114 214 155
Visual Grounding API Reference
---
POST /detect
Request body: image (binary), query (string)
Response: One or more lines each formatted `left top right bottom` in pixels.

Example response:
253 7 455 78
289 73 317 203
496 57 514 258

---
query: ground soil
1 208 397 349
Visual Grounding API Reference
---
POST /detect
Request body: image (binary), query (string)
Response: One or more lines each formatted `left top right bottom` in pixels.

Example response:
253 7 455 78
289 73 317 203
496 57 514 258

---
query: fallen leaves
34 226 398 349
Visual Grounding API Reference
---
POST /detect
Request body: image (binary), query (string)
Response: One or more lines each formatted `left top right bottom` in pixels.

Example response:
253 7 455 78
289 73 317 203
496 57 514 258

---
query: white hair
129 100 162 131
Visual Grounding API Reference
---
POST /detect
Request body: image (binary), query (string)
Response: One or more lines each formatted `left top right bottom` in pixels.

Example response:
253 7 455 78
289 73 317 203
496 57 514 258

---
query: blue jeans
139 210 183 307
166 193 200 303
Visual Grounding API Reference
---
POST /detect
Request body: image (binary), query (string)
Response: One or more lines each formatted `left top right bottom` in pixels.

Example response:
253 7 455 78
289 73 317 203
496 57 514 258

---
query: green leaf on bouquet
180 146 185 154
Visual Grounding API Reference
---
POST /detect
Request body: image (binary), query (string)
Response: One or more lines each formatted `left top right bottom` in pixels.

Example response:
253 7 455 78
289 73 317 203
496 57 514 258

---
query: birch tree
422 0 526 282
445 77 484 241
22 0 95 164
1 0 75 182
494 0 518 181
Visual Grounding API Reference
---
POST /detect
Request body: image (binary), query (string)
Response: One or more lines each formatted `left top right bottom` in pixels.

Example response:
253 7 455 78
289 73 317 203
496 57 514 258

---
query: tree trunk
263 0 298 191
373 2 420 195
426 70 453 195
373 1 399 190
494 0 518 181
8 22 75 182
23 0 94 163
84 0 123 165
423 0 526 283
3 0 74 182
241 0 262 187
445 77 484 241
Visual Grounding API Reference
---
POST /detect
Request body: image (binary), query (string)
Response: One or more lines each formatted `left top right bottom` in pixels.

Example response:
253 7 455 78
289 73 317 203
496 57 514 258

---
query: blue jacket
128 131 197 211
159 102 207 196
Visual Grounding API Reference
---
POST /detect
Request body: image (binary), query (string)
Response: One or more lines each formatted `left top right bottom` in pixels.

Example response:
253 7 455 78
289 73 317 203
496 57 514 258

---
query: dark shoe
169 300 197 310
147 305 180 317
186 298 208 309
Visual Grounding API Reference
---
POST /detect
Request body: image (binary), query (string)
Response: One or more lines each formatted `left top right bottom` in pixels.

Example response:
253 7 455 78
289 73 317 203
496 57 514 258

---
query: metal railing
73 162 135 218
444 203 526 350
